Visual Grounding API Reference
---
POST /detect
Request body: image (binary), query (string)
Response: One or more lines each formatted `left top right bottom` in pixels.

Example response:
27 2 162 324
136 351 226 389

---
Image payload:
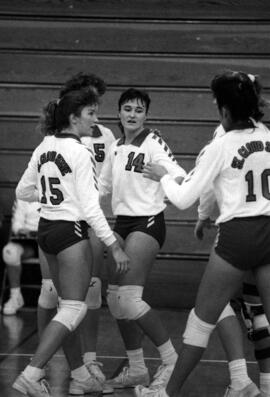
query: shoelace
138 386 163 396
116 367 129 381
39 379 51 395
151 365 171 387
88 361 104 369
88 361 105 378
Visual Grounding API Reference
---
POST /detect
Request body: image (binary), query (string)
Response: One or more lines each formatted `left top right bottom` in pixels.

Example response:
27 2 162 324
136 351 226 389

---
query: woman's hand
109 240 130 274
143 162 168 182
194 218 211 240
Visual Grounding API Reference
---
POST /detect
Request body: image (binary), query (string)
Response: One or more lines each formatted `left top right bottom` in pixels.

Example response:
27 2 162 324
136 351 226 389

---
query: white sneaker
135 385 168 397
69 374 103 395
224 382 261 397
150 364 175 390
3 293 24 315
106 366 150 389
85 361 113 394
85 360 106 383
13 373 51 396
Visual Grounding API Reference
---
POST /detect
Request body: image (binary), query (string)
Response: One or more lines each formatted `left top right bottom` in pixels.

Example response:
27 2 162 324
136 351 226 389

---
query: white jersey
11 200 40 234
81 124 115 177
198 120 270 220
161 124 270 224
99 129 186 216
16 133 116 247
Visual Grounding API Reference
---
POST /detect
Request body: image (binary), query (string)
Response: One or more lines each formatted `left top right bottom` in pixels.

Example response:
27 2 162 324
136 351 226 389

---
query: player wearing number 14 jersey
99 127 185 216
99 88 186 392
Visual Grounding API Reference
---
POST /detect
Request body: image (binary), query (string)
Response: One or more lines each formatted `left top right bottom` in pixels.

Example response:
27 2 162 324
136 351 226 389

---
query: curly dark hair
59 72 106 97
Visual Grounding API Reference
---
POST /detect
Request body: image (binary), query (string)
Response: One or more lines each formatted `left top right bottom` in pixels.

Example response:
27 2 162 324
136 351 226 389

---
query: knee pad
38 279 58 309
52 299 87 331
2 242 23 266
217 303 236 323
240 299 270 361
240 299 268 339
183 308 215 348
118 285 150 320
106 284 125 319
85 277 102 309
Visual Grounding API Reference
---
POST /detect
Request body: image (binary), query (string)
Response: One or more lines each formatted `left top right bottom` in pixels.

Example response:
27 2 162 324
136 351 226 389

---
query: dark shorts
215 216 270 270
113 212 166 248
38 218 89 255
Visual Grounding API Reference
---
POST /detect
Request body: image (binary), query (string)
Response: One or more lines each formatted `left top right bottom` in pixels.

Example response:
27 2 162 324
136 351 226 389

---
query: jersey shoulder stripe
151 132 177 162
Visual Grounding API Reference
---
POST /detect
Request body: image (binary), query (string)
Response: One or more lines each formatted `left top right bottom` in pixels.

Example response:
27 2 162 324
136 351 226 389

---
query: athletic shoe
106 366 150 389
69 374 103 395
85 361 113 394
12 373 51 396
135 385 168 397
224 382 261 397
150 364 175 389
85 360 106 383
3 293 24 315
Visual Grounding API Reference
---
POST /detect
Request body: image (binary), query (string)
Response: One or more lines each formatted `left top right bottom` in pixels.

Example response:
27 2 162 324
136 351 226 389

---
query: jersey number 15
40 176 64 205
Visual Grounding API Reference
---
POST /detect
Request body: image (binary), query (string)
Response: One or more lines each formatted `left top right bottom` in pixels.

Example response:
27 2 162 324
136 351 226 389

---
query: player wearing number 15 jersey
60 72 116 387
13 88 129 397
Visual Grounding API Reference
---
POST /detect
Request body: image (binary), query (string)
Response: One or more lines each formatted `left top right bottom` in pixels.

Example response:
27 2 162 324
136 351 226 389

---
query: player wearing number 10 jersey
137 71 270 397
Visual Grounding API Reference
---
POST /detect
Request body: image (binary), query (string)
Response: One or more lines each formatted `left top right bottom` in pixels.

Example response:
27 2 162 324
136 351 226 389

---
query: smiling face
74 104 99 136
119 98 147 135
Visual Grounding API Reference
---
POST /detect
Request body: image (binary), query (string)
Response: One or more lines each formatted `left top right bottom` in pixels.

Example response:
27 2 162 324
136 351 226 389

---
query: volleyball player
98 88 186 390
194 74 270 397
12 88 129 397
137 71 270 397
59 72 116 386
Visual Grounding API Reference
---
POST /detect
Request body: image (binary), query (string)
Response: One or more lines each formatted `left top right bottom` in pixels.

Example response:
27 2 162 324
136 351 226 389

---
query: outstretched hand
143 162 168 182
194 218 211 240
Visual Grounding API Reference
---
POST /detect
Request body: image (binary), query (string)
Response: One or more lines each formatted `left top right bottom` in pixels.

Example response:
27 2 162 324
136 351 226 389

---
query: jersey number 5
245 169 270 202
93 143 105 162
40 176 64 205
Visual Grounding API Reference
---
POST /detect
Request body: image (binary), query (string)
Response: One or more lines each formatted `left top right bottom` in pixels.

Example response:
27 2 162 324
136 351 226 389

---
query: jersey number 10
245 169 270 202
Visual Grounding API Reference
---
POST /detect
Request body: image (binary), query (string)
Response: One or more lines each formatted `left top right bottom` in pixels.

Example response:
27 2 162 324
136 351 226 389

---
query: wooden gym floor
0 306 260 397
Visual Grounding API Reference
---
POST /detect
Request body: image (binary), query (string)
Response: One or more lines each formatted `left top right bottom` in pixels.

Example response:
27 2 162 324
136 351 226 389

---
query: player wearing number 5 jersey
82 124 115 176
138 71 270 397
98 88 186 391
13 88 129 397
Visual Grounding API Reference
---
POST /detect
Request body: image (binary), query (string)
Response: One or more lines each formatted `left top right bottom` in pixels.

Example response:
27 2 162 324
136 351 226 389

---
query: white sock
228 359 251 390
157 340 178 366
10 287 21 297
23 365 44 381
260 372 270 395
71 365 90 381
83 352 96 364
127 348 147 375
